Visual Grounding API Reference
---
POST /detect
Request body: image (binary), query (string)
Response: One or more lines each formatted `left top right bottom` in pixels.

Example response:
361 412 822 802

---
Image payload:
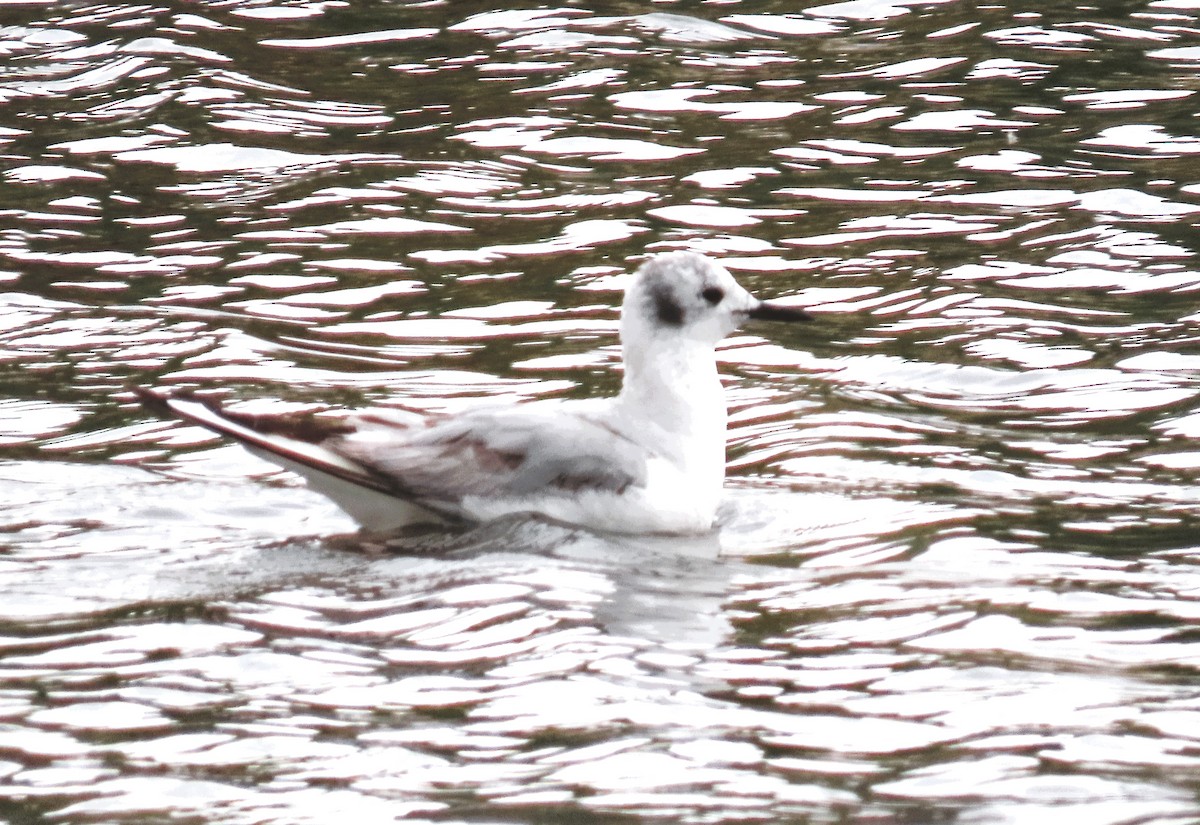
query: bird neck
616 335 727 452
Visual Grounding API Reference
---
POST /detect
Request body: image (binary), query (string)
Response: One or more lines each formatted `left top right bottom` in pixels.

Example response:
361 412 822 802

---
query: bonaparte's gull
140 252 811 535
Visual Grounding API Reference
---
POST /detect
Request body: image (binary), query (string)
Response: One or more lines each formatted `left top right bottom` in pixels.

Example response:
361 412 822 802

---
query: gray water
2 1 1200 823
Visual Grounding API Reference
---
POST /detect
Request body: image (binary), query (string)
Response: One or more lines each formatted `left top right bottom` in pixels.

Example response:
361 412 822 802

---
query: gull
140 251 811 535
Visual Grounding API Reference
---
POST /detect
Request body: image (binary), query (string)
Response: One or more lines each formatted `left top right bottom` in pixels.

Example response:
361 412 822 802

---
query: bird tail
136 388 446 532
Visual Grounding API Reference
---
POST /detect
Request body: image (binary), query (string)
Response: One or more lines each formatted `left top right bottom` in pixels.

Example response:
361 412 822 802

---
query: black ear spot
651 287 685 326
701 286 724 305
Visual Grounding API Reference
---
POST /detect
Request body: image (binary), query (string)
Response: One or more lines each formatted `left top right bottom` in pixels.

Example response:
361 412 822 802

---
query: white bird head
621 251 811 348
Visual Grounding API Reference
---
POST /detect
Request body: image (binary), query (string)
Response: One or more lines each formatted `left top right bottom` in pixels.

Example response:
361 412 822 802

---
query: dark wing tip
134 385 169 413
135 386 353 443
135 385 211 419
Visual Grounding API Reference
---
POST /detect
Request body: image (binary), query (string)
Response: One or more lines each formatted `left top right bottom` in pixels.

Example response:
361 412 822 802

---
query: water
2 1 1200 822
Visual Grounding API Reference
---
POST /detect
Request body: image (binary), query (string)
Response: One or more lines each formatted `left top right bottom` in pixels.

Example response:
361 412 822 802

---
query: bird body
141 252 810 535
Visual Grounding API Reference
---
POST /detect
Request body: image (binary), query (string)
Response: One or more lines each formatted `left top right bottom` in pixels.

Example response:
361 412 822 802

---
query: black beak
748 301 813 322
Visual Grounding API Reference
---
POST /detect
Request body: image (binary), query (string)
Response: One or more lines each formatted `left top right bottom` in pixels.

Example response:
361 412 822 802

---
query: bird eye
701 287 724 305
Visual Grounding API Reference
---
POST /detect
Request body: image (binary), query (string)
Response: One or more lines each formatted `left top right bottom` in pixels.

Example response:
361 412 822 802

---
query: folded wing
335 404 649 505
140 389 649 531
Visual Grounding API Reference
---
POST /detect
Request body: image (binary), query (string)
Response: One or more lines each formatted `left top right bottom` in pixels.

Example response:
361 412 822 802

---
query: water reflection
3 0 1200 822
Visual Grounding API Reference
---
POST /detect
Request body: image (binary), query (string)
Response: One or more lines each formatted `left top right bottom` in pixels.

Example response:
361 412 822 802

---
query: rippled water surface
3 1 1200 822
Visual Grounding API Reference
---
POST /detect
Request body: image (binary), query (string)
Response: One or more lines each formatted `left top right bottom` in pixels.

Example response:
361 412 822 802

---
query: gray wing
335 405 649 509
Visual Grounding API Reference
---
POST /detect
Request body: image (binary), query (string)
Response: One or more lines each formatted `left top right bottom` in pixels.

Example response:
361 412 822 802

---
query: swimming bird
139 251 811 535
